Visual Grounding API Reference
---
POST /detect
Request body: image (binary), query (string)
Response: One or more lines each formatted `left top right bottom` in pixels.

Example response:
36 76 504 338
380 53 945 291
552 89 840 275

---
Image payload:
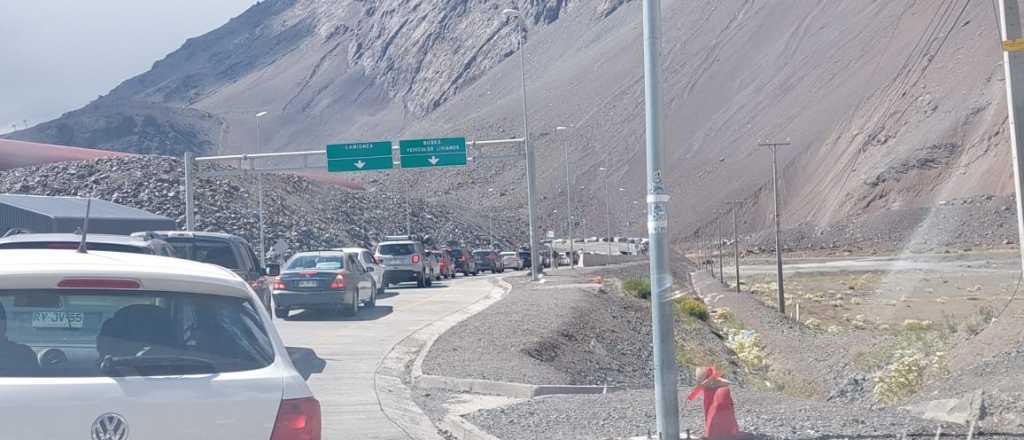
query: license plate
297 280 319 288
32 311 84 329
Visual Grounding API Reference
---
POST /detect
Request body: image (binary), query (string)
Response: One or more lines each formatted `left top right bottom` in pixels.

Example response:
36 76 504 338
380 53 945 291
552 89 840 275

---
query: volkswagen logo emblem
91 413 128 440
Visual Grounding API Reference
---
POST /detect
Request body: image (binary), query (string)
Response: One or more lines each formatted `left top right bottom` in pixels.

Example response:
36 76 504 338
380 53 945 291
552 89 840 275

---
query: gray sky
0 0 256 134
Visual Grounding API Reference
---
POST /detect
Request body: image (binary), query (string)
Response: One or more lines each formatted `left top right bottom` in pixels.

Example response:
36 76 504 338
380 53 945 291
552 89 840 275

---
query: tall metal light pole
716 213 725 284
642 0 680 435
599 161 612 255
503 9 540 281
488 188 495 246
999 0 1024 275
255 111 268 268
556 125 575 267
759 140 790 314
727 201 743 293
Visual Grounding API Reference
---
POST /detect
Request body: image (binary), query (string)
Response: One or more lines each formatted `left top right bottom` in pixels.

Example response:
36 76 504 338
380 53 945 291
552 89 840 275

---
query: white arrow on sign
354 160 366 169
428 156 440 165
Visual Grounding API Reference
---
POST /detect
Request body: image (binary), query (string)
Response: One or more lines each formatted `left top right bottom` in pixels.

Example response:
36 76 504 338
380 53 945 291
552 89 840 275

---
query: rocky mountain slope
0 156 518 252
6 0 1017 249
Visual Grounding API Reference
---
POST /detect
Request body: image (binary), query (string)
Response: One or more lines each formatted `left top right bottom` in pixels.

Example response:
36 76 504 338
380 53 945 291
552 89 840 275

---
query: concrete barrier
578 253 647 268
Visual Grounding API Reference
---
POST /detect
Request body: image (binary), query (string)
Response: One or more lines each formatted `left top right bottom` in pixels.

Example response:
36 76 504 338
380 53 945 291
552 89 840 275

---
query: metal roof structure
0 194 176 235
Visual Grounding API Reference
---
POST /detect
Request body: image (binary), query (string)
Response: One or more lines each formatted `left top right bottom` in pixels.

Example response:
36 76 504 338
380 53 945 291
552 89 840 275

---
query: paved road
275 274 502 439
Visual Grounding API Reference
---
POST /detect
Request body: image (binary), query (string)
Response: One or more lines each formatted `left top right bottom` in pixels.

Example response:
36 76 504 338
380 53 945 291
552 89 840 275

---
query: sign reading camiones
326 141 393 172
399 137 467 168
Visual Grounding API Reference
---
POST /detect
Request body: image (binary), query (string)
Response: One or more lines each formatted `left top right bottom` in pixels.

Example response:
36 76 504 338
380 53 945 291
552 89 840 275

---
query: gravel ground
688 271 884 402
917 346 1024 432
0 156 519 251
421 267 656 386
466 388 950 440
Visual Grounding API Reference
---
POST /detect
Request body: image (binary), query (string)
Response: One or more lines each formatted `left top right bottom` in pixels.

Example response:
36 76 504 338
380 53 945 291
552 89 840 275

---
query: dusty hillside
5 0 1016 248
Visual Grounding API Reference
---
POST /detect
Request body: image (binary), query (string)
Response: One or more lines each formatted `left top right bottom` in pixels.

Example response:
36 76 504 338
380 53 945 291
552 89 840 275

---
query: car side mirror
265 263 281 277
285 347 325 380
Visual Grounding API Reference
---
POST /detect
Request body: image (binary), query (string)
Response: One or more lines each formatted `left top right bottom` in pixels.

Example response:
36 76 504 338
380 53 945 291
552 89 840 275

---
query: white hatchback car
0 249 321 440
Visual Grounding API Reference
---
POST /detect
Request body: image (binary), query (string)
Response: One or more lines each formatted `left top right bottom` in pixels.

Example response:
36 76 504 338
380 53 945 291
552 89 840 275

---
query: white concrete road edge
372 276 513 440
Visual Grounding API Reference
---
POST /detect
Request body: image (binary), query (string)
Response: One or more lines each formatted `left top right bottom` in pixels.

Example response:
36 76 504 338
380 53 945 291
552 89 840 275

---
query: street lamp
488 188 495 246
599 163 612 255
502 8 540 281
255 111 269 268
555 125 575 268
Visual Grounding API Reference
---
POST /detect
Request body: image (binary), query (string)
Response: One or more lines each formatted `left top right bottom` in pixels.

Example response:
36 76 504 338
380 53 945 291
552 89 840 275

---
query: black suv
134 231 278 312
448 248 478 276
0 233 177 256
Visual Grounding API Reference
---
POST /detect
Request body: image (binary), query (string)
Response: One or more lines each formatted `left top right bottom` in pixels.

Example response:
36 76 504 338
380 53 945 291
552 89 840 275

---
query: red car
431 249 457 280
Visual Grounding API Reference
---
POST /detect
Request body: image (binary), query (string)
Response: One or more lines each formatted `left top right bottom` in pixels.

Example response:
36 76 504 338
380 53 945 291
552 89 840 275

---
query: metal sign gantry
182 137 524 231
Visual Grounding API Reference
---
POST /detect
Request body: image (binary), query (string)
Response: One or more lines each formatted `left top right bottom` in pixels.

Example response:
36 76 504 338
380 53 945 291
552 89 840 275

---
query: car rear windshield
378 243 416 255
166 239 239 270
0 290 274 378
286 254 343 271
0 242 148 254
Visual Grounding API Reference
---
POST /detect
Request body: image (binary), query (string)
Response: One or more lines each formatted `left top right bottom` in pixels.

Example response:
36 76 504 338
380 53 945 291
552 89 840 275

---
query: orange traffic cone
687 367 750 440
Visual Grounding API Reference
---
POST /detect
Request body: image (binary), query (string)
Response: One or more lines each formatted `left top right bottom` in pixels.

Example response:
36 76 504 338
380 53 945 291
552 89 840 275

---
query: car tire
345 289 359 316
274 307 290 319
367 283 377 308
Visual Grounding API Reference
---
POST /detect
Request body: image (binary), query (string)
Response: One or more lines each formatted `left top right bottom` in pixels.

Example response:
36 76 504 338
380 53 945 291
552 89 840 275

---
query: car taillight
57 278 140 289
272 277 286 290
411 255 421 264
329 273 346 289
270 397 321 440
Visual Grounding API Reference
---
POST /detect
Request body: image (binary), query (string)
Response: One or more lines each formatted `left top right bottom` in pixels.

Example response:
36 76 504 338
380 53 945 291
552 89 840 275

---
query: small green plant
872 350 945 403
674 297 709 322
623 277 651 299
724 328 769 371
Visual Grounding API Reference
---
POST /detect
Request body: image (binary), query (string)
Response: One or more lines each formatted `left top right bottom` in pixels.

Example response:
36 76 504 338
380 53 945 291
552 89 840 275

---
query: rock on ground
0 156 515 252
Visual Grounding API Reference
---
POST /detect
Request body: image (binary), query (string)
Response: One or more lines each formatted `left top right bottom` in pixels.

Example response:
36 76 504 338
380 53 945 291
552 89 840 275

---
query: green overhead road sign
399 137 467 169
326 141 393 172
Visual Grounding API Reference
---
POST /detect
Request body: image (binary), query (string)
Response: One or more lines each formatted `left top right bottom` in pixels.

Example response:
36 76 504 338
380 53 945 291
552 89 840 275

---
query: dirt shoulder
420 265 657 387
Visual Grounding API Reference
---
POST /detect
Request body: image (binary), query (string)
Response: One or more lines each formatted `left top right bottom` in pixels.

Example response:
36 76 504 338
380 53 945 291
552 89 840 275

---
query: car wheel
345 289 359 316
367 282 377 308
274 307 290 319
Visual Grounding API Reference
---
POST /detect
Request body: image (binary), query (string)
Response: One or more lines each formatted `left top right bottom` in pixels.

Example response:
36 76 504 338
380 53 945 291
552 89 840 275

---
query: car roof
499 251 516 255
0 233 150 247
339 247 370 253
0 249 250 297
140 230 240 241
378 240 418 245
292 251 344 257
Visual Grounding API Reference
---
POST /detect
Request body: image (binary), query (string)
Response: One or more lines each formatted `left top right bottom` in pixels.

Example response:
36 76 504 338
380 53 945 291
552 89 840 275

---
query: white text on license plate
32 311 84 329
298 280 318 288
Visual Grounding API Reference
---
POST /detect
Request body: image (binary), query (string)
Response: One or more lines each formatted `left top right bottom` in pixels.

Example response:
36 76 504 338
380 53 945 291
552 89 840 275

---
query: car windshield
166 239 239 270
286 254 343 271
378 243 416 255
0 290 273 378
0 241 148 253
